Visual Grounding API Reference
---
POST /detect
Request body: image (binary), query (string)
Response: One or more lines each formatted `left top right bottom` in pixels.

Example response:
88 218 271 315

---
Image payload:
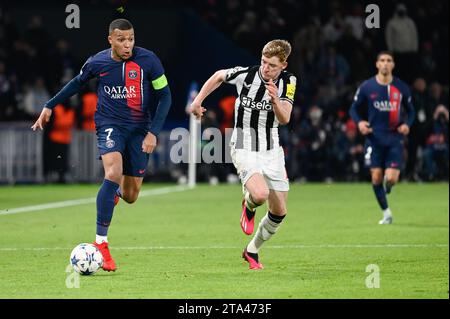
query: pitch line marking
0 244 447 251
0 185 191 216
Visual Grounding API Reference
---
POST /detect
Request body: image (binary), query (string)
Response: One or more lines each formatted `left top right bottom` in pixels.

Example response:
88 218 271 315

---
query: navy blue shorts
364 139 404 170
96 125 149 177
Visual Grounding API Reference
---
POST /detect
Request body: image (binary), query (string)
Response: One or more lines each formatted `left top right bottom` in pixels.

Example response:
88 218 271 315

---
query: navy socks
96 179 120 236
372 184 388 210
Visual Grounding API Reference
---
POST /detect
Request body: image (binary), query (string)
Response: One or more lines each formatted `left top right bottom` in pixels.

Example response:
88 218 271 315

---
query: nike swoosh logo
99 72 109 77
138 169 146 174
243 82 251 89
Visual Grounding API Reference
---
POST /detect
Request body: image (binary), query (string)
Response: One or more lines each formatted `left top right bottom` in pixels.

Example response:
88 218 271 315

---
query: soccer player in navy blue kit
350 51 415 224
32 19 172 271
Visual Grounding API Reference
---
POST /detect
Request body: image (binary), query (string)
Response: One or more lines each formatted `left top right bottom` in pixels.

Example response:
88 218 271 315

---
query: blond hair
262 39 292 63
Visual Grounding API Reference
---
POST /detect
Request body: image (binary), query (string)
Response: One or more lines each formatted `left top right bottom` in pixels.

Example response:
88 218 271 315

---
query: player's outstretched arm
31 107 52 131
190 69 227 119
43 75 84 110
31 75 84 131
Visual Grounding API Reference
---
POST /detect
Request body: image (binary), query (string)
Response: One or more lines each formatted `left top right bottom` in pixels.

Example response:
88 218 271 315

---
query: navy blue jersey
350 76 415 145
79 46 168 128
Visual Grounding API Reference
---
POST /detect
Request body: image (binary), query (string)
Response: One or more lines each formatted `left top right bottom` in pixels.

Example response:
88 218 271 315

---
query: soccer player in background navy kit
32 19 172 271
350 51 415 224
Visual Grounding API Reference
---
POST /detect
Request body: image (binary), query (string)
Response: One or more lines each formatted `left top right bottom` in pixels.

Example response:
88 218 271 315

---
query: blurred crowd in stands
191 0 449 182
0 0 448 183
0 11 95 125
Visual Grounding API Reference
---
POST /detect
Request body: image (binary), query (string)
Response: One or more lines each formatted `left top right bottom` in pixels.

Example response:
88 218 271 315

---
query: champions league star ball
69 243 103 275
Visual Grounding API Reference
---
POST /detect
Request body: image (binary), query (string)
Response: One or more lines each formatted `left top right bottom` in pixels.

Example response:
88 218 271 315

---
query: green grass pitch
0 183 448 299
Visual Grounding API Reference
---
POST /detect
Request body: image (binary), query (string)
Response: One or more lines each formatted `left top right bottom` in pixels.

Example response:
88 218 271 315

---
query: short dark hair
376 50 394 61
109 19 133 34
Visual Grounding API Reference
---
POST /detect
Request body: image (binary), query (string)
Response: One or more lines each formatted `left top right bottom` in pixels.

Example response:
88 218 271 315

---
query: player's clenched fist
265 79 279 104
31 107 52 131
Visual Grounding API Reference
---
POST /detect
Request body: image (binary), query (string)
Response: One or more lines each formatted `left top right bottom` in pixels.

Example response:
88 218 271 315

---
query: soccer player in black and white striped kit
191 40 297 270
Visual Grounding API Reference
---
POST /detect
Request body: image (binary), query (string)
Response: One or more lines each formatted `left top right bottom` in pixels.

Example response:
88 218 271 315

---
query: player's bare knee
252 189 269 204
122 197 137 204
371 175 383 185
386 177 397 185
122 192 138 204
122 189 139 204
104 168 122 184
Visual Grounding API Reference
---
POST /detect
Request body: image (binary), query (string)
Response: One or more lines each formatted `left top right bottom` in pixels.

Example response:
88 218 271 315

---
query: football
69 243 103 275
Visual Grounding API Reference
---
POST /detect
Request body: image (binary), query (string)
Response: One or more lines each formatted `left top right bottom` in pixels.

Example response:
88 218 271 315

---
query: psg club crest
128 70 138 79
105 139 115 148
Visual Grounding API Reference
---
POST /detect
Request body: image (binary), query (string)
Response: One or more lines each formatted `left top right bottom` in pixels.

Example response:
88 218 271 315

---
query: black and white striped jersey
224 65 297 151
